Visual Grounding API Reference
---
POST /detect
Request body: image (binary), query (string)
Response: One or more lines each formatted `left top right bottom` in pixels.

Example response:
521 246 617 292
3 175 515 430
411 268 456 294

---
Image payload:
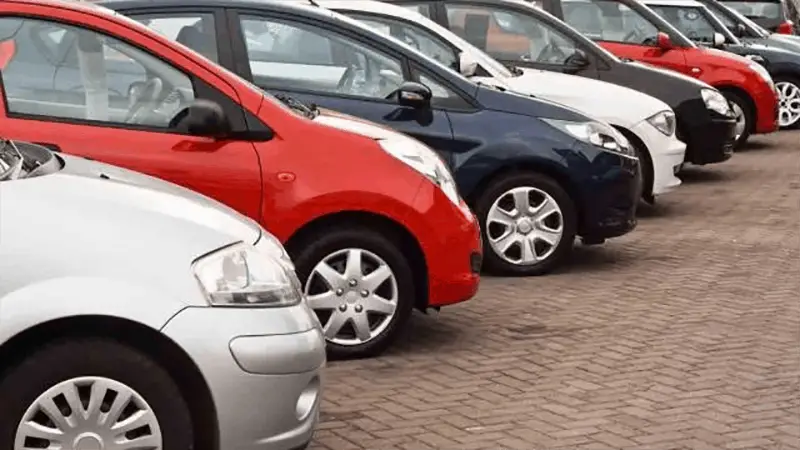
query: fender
0 277 190 346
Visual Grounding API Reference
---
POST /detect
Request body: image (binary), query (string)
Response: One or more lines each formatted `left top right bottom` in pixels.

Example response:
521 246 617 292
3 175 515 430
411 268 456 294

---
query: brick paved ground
310 131 800 450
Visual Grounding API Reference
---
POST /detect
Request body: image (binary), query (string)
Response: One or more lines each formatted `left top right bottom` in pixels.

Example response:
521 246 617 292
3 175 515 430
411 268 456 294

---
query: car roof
642 0 705 7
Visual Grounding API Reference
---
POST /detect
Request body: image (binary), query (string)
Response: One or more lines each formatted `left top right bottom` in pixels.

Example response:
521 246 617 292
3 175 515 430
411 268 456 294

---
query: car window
238 15 409 100
724 1 783 19
704 1 739 27
444 3 579 65
132 14 219 63
563 0 660 45
346 13 460 71
649 5 717 42
0 17 196 129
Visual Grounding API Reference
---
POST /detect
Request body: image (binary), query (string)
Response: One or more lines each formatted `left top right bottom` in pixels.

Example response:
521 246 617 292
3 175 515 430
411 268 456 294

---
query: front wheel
293 226 414 360
475 172 577 276
722 90 754 148
0 339 193 450
775 76 800 129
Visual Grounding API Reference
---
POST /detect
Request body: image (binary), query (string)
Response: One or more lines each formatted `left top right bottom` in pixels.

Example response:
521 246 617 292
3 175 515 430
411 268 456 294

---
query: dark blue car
90 0 640 275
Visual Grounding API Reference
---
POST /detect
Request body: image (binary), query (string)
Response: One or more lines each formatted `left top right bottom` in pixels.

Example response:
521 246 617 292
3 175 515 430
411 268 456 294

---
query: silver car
0 140 324 450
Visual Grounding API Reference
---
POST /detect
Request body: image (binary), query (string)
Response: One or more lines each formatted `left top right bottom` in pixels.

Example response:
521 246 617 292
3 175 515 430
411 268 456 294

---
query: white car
320 0 687 202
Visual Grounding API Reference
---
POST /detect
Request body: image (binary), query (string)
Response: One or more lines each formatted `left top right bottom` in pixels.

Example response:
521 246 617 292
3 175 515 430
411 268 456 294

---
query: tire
722 90 754 149
474 171 577 276
292 226 414 360
774 75 800 129
0 339 192 450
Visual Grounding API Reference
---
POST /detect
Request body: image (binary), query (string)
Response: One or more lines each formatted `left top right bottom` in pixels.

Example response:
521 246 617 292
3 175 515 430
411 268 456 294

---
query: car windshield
724 1 784 19
562 0 696 47
648 4 740 44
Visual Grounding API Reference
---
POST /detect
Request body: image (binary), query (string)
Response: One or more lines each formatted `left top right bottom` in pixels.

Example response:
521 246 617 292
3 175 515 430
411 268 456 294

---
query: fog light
295 376 320 421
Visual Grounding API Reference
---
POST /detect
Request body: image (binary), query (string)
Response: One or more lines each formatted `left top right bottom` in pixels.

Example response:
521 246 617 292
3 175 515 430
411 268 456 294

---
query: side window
705 3 738 28
238 15 405 100
411 64 472 109
444 3 578 65
563 0 659 45
346 13 459 70
132 14 219 63
0 17 196 129
399 4 435 19
649 6 716 42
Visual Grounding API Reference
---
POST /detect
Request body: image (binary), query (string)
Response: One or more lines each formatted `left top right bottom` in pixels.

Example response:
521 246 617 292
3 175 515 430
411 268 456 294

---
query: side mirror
656 31 673 50
459 51 479 77
712 32 726 47
735 23 747 37
564 49 590 73
393 81 432 109
172 99 231 139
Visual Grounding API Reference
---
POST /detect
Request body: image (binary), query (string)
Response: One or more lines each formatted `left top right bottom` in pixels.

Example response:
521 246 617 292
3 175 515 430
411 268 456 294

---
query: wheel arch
0 315 219 450
284 210 429 310
716 85 757 117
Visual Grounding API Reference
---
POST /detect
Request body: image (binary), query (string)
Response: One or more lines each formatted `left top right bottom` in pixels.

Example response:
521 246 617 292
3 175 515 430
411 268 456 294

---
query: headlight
254 231 302 293
701 88 731 115
193 242 301 307
378 138 461 206
542 118 636 158
646 110 676 136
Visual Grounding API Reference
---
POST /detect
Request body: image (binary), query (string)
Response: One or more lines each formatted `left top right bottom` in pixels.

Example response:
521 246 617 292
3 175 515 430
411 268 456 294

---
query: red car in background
0 0 482 360
542 0 780 146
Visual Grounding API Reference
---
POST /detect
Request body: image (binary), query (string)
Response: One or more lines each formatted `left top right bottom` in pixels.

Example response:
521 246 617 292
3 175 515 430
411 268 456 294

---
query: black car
699 0 800 50
645 0 800 128
383 0 736 166
101 0 642 276
719 0 795 33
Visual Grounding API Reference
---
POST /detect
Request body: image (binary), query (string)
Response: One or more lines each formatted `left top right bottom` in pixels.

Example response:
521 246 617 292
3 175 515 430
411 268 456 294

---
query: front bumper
161 305 326 450
679 115 736 165
629 120 685 196
571 142 639 241
407 182 482 308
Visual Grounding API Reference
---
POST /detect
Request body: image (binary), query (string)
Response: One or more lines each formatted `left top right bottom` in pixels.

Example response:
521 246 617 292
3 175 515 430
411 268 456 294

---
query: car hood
474 83 591 122
313 108 400 141
11 154 263 248
482 68 670 127
701 46 755 65
727 41 800 62
621 59 712 89
748 35 800 52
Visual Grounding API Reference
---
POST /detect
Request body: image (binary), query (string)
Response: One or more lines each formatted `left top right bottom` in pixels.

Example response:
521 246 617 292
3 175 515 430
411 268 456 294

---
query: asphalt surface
310 130 800 450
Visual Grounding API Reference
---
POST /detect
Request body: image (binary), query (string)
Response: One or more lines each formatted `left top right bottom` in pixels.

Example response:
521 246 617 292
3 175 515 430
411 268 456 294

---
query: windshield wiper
274 93 319 119
503 63 525 76
475 81 507 92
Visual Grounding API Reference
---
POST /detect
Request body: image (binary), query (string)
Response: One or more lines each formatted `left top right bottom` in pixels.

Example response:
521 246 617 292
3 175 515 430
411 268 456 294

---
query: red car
546 0 780 146
0 0 482 359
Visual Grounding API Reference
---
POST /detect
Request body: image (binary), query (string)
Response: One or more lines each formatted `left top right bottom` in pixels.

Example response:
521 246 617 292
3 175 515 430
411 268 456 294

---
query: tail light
0 40 15 70
776 21 795 35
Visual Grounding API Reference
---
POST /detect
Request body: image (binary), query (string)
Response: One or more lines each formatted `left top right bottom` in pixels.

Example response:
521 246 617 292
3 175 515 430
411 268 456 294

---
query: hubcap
486 186 564 266
777 81 800 127
304 248 398 346
732 102 747 141
14 377 162 450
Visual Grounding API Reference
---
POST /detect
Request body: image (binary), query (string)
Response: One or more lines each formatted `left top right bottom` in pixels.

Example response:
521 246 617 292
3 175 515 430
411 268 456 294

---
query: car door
434 1 601 77
220 9 456 155
0 13 263 220
560 0 689 73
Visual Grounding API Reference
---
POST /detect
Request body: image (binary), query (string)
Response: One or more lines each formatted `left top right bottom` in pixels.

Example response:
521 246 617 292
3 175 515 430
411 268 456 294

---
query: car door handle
33 142 61 152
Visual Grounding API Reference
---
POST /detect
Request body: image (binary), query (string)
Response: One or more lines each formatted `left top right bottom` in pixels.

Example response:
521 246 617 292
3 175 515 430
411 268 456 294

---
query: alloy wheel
305 248 399 346
486 186 564 266
731 101 747 141
14 376 162 450
777 81 800 127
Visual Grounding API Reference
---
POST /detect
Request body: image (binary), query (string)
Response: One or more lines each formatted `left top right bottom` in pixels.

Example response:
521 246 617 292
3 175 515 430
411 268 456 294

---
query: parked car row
0 0 795 448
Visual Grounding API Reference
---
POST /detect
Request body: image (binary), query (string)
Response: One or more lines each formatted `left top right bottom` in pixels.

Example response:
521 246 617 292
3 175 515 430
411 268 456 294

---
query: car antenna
308 0 320 5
